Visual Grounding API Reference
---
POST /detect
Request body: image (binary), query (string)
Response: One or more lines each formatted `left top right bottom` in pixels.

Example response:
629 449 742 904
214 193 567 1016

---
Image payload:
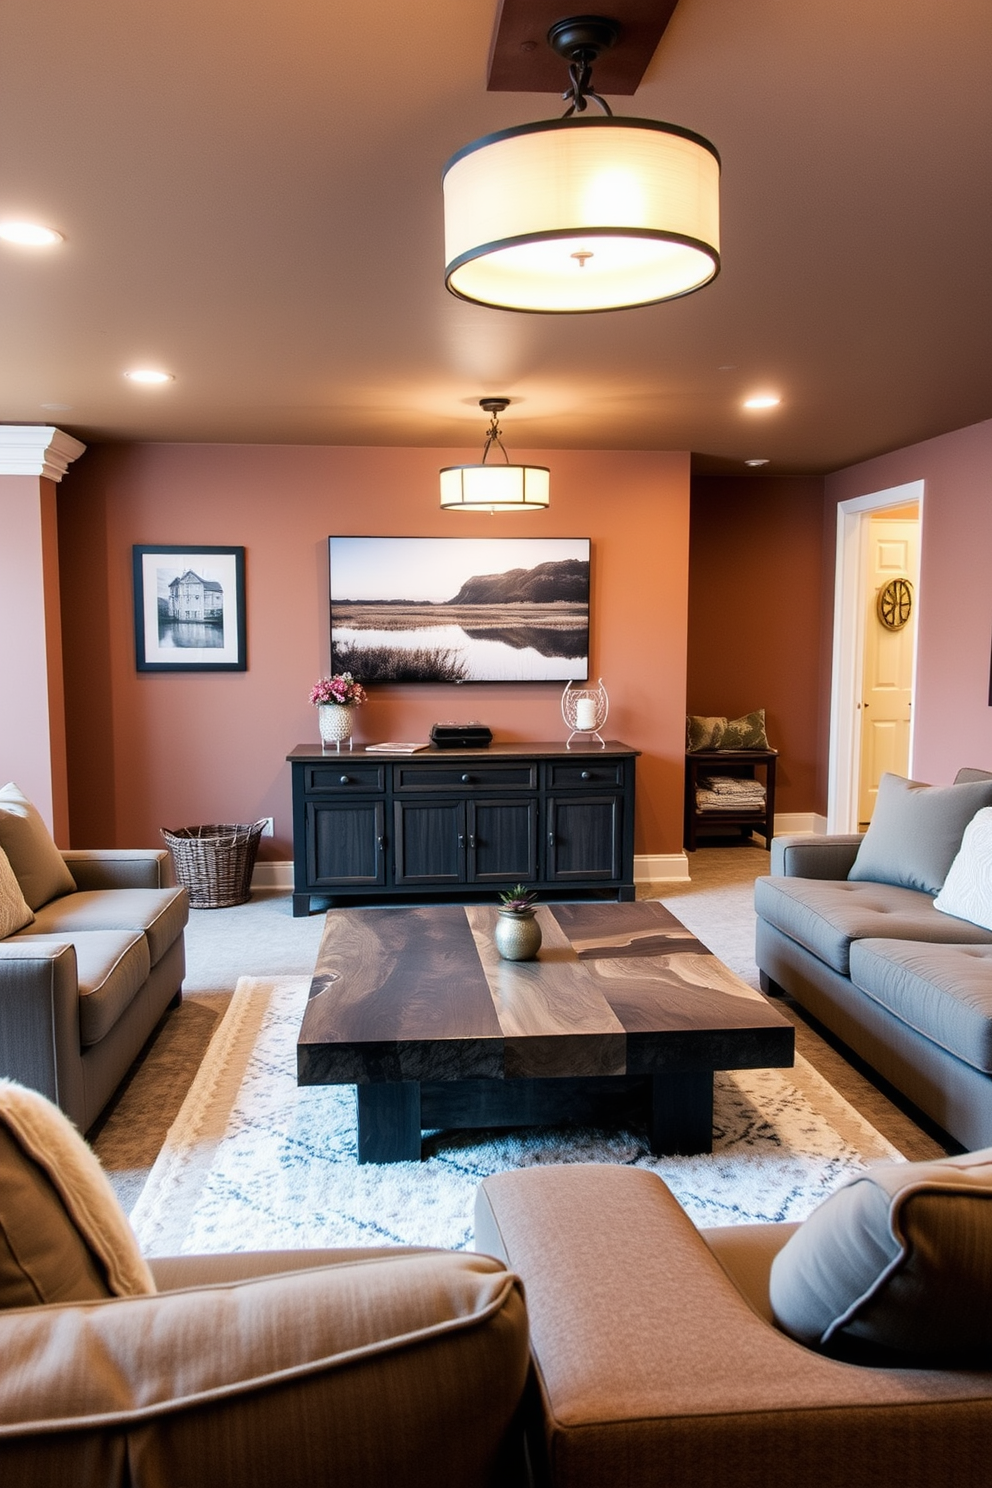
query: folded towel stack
700 775 765 796
695 774 766 812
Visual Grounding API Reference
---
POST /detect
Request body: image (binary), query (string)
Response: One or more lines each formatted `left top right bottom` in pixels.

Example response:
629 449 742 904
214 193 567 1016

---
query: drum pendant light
440 399 550 511
443 16 720 314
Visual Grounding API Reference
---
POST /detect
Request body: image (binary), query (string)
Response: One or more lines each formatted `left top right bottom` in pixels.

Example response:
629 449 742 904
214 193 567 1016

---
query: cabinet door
468 798 538 883
307 800 386 887
546 795 622 882
393 800 464 884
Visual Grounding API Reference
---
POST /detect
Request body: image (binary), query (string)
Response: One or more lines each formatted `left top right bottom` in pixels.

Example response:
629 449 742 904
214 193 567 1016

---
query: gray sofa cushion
770 1150 992 1366
10 931 151 1046
23 887 187 967
848 772 992 895
850 938 992 1074
754 875 992 976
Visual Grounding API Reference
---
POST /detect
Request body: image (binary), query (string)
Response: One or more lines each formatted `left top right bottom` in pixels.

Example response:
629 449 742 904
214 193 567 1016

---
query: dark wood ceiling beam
487 0 679 95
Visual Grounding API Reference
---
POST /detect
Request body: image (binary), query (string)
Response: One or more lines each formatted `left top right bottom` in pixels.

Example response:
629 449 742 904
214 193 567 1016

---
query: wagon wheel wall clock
876 576 914 631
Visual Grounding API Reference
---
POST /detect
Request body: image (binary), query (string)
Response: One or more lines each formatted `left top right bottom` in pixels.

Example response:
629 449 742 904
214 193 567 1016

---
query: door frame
827 480 924 832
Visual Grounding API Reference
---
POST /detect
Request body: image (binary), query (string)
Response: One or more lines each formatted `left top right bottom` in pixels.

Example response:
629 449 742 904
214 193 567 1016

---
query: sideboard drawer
303 763 386 793
548 761 626 789
393 761 538 792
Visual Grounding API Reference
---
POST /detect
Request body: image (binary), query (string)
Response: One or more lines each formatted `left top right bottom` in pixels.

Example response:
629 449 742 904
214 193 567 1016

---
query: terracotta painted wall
56 443 691 861
687 476 825 815
826 417 992 786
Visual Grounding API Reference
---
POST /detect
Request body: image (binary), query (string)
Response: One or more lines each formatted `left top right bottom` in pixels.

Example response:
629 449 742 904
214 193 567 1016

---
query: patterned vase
317 703 353 750
494 908 542 962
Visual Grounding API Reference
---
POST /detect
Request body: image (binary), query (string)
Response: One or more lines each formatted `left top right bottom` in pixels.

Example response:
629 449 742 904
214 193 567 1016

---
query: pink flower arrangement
309 672 368 707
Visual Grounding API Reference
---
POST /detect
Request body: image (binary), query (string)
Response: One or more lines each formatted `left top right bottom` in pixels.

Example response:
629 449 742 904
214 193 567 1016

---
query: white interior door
857 515 919 824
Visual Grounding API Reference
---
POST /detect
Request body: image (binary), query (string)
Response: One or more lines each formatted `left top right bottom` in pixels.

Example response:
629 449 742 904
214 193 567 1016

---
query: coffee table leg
649 1072 714 1155
356 1083 422 1163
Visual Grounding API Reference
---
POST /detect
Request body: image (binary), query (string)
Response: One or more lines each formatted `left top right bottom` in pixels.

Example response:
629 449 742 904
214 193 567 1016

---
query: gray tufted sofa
755 769 992 1150
0 849 188 1133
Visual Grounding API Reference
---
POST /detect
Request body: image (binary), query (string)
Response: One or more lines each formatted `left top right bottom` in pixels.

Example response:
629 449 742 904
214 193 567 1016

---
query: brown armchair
476 1163 992 1488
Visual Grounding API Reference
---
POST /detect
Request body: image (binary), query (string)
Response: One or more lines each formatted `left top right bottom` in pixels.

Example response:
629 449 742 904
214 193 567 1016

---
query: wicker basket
161 821 266 909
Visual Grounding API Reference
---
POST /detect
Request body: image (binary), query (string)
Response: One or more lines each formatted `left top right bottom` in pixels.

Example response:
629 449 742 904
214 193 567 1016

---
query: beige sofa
1 1247 529 1487
476 1163 992 1488
0 1080 530 1487
0 848 188 1132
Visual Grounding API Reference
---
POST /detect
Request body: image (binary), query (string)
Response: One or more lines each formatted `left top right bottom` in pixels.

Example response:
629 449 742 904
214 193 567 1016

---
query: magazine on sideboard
363 742 429 753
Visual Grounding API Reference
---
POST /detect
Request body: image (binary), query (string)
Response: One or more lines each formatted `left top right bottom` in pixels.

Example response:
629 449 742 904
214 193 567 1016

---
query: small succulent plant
498 884 538 913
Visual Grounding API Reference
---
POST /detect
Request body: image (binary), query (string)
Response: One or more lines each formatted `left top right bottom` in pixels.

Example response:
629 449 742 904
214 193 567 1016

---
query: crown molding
0 425 87 481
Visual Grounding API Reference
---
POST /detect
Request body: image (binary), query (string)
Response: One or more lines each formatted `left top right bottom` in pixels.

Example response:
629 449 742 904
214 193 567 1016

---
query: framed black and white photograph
133 545 246 671
329 536 590 683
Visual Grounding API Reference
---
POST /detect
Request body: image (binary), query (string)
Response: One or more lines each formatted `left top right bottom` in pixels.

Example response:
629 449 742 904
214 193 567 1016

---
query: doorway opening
827 481 923 834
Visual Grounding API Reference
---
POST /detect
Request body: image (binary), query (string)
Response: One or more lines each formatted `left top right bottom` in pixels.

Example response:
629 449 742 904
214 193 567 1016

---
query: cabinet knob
461 773 473 784
339 774 351 785
580 770 593 781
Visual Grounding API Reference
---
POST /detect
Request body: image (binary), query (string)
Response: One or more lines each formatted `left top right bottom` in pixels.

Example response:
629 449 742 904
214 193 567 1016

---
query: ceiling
1 0 990 474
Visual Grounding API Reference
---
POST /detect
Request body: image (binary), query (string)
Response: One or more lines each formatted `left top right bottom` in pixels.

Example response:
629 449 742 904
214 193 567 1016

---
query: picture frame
132 545 247 672
328 536 590 684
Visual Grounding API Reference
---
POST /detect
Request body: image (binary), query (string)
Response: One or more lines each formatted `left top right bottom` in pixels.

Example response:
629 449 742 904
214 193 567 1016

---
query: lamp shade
439 462 550 511
443 116 720 314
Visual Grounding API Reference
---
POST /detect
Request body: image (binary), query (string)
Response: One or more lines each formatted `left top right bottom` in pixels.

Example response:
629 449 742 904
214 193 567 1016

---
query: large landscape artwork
328 537 590 683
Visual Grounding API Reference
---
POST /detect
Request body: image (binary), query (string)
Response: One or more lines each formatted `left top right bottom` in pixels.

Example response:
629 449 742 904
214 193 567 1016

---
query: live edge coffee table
297 900 794 1164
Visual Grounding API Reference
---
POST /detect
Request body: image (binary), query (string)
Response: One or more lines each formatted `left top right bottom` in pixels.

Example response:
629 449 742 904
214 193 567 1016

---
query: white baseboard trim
774 812 828 836
252 856 694 890
252 860 295 889
635 853 689 883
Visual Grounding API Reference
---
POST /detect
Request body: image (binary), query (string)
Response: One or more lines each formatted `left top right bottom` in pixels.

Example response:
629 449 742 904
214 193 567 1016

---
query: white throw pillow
0 845 34 938
934 806 992 930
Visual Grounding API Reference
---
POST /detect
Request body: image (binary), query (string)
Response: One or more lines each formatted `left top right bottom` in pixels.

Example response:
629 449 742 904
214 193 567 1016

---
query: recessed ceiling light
124 369 174 385
745 458 770 467
743 394 781 410
0 220 64 246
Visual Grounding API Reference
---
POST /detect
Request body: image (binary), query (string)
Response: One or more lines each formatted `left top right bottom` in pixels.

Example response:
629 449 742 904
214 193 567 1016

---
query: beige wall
0 474 69 840
57 443 692 859
826 417 992 788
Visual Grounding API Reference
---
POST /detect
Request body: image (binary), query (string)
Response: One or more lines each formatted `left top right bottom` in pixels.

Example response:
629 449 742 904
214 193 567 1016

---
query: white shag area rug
130 976 903 1256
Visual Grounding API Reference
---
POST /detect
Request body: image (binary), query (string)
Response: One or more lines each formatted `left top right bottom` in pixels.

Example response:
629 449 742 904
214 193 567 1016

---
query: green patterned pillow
720 709 768 750
686 715 726 752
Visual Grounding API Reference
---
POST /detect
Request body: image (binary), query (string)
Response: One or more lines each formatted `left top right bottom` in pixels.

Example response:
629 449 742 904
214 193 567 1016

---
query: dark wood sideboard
287 741 639 915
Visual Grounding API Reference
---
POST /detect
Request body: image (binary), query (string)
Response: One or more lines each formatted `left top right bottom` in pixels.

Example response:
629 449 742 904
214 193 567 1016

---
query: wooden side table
683 749 778 852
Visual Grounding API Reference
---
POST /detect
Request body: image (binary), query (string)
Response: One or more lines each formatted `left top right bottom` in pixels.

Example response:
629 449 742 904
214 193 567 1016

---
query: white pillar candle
575 697 597 730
